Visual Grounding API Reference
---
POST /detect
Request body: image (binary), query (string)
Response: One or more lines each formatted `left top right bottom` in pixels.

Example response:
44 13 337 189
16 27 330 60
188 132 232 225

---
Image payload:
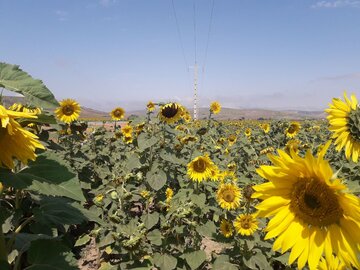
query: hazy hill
1 96 325 120
128 107 326 120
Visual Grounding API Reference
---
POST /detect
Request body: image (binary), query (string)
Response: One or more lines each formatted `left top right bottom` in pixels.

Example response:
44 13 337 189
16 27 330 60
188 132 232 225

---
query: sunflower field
0 62 360 270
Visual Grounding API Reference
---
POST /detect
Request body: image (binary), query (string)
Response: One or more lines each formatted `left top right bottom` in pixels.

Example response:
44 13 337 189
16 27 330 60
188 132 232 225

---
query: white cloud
55 10 68 21
311 0 360 8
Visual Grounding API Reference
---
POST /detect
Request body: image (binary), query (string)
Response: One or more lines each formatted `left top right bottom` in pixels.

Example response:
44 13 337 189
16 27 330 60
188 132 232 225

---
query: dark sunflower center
113 110 123 117
62 105 74 116
193 159 207 173
241 217 252 229
290 178 343 227
348 108 360 143
223 190 235 202
288 125 297 134
161 104 178 118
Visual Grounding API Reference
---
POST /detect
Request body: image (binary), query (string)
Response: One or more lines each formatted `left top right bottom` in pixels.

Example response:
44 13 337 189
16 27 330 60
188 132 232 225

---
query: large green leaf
0 62 59 108
33 197 88 226
0 154 85 201
146 170 167 191
153 253 177 270
137 133 159 152
141 212 159 230
25 239 78 270
183 250 207 270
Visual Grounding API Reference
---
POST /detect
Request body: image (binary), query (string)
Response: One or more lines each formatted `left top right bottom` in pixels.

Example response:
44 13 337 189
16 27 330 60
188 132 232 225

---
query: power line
201 0 215 88
171 0 189 73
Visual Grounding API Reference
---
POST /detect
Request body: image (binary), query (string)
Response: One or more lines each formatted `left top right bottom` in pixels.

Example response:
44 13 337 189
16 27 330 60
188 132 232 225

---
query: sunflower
159 102 183 124
318 255 346 270
123 135 133 144
325 92 360 162
121 124 133 136
233 214 258 236
110 107 125 121
260 123 270 133
228 134 237 146
140 190 150 199
285 139 301 154
252 141 360 269
165 188 174 204
0 105 45 169
147 101 156 112
216 183 242 210
55 99 81 123
285 121 301 138
220 219 234 238
187 155 217 182
245 128 252 137
9 103 42 115
210 101 221 114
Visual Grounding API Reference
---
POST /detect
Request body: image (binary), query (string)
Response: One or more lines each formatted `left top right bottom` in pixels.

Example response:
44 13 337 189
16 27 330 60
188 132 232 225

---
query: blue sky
1 0 360 111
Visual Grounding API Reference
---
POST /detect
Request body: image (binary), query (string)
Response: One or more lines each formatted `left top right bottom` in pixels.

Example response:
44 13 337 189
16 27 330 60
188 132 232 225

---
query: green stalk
0 225 7 262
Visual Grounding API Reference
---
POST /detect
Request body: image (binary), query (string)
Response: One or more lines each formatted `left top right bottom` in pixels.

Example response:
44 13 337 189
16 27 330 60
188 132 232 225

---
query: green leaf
146 170 166 191
25 239 78 270
196 221 216 238
141 212 159 230
184 250 207 270
213 255 238 270
34 197 88 226
153 253 177 270
137 133 158 152
147 229 162 246
0 154 85 202
74 234 91 247
0 62 59 108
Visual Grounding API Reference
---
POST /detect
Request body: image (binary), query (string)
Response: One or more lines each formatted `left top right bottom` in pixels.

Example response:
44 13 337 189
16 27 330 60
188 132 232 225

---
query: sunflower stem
0 225 7 263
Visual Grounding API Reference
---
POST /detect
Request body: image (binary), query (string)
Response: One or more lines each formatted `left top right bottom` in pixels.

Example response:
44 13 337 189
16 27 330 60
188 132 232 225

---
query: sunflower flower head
325 92 360 162
0 105 45 169
220 219 234 238
260 123 270 133
165 188 174 204
233 214 258 236
187 155 217 182
245 128 252 137
216 183 242 210
55 98 81 123
252 141 360 269
285 121 301 138
159 102 183 124
121 124 133 136
228 134 237 146
110 107 125 121
210 101 221 114
147 101 156 112
318 255 346 270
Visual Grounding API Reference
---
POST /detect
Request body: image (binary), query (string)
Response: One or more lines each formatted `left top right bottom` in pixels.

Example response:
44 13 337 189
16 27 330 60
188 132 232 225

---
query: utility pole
193 62 198 120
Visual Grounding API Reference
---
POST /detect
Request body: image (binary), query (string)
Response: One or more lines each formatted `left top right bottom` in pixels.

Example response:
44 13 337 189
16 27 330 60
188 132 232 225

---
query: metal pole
194 63 198 120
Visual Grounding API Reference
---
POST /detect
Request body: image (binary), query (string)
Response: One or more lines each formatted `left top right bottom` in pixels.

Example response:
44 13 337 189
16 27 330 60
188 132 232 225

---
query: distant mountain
128 107 326 120
1 96 325 120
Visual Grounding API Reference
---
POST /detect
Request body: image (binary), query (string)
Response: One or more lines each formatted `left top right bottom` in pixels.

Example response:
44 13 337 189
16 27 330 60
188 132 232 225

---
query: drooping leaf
0 154 85 202
0 62 59 108
25 239 78 270
33 197 88 226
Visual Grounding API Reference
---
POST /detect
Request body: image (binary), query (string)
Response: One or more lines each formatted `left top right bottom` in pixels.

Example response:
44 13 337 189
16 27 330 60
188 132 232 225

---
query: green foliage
0 62 59 108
